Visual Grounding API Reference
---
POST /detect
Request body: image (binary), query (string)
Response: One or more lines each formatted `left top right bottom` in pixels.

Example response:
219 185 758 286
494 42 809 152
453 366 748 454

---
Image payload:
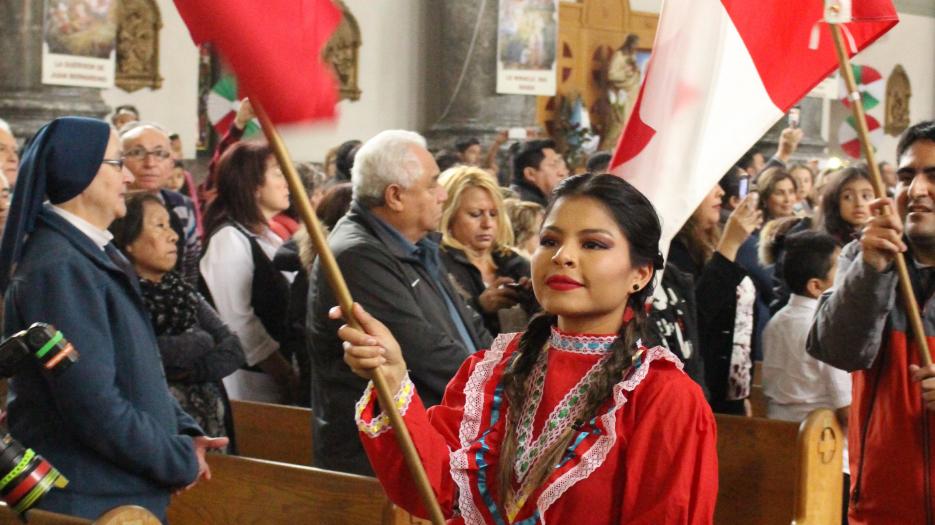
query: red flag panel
174 0 342 125
721 0 897 112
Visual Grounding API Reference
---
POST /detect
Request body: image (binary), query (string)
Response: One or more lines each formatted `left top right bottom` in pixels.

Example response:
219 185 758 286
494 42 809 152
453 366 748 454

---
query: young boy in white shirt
763 230 850 425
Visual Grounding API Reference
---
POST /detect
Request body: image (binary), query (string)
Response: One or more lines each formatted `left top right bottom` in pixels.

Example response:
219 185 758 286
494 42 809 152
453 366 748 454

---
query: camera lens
0 434 68 514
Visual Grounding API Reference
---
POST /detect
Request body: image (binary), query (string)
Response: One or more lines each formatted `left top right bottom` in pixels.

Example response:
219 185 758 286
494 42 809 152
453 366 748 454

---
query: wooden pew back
230 399 312 465
715 410 843 525
231 399 842 524
167 454 399 525
793 409 845 525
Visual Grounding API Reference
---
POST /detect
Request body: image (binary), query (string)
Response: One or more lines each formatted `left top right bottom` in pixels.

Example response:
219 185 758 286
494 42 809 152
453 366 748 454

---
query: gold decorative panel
324 0 362 102
115 0 163 92
884 64 911 137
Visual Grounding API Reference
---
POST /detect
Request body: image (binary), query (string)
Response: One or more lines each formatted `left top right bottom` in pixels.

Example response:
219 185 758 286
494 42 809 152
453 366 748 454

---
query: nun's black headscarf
0 117 111 292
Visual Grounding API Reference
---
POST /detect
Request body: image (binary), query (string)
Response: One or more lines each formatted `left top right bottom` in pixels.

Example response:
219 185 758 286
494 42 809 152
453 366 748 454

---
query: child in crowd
762 229 850 424
818 166 874 247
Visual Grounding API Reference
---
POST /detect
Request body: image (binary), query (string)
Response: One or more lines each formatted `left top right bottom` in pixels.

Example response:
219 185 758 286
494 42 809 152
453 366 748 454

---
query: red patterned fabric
357 330 718 524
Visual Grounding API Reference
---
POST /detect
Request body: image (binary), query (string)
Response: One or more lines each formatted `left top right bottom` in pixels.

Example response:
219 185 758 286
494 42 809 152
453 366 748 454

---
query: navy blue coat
3 207 201 521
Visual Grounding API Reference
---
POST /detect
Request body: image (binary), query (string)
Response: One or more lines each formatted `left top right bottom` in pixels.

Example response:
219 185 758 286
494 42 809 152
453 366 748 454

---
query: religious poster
496 0 558 96
42 0 118 88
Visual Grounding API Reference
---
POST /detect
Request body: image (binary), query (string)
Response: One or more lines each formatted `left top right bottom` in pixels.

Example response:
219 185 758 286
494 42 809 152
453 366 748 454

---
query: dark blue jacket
3 207 201 521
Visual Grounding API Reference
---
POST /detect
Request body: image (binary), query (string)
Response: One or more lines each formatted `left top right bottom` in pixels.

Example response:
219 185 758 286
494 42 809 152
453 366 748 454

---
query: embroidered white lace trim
535 346 683 524
449 332 518 525
353 373 415 438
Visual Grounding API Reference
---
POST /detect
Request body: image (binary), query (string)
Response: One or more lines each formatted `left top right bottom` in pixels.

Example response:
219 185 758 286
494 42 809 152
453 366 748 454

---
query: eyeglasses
124 148 171 162
101 158 125 170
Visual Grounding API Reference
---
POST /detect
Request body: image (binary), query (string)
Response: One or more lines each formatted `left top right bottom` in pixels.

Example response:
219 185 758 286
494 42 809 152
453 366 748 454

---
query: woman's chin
537 294 587 317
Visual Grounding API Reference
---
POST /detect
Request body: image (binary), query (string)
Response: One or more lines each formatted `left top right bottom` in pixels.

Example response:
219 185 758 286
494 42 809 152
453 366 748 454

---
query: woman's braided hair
496 173 664 506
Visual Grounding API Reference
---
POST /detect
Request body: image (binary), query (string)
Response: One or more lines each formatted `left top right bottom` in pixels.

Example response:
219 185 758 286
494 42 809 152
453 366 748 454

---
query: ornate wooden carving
115 0 163 93
884 64 911 137
324 0 362 102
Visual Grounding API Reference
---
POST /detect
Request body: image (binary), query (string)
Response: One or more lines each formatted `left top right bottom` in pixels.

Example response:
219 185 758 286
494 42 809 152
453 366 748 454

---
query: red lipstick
545 275 584 291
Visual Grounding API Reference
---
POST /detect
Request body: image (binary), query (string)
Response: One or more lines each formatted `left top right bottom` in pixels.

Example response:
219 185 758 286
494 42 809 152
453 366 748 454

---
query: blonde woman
438 166 536 335
504 198 545 259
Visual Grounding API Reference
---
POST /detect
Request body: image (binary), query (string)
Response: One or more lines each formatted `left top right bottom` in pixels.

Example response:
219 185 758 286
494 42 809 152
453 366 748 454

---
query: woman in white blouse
199 141 300 404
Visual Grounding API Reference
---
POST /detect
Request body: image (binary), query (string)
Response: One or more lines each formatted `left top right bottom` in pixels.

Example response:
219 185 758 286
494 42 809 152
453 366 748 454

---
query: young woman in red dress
334 174 718 524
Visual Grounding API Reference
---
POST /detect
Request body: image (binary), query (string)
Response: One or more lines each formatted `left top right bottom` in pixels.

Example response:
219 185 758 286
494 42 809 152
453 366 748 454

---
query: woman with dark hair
333 139 362 182
270 162 327 241
756 167 799 222
315 181 353 231
734 167 799 358
111 193 244 447
668 184 763 414
199 141 301 404
789 162 817 214
334 174 717 523
818 166 874 246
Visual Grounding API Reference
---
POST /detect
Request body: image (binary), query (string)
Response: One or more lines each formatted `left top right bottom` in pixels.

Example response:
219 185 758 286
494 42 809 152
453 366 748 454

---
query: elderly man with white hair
308 129 492 475
120 122 202 285
0 119 19 189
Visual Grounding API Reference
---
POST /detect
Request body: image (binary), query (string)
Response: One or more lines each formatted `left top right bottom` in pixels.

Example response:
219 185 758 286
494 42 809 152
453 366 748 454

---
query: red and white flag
610 0 897 245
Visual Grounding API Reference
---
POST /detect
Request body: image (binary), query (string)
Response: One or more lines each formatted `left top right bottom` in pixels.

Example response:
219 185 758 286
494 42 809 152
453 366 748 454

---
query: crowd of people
0 100 933 524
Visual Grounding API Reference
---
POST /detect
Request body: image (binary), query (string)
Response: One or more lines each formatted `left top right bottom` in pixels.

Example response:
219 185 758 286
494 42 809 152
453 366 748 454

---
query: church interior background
0 0 932 177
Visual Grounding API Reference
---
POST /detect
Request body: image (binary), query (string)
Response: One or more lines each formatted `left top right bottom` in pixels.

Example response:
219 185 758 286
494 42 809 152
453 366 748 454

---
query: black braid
497 313 555 504
494 173 663 509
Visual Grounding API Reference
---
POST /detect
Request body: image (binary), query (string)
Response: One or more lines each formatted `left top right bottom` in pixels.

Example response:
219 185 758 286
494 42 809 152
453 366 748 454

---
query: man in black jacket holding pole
308 129 492 475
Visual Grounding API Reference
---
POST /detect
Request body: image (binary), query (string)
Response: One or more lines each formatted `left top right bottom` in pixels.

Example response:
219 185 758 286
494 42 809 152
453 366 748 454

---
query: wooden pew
230 399 312 465
715 409 844 525
231 398 843 524
167 454 428 525
0 504 159 525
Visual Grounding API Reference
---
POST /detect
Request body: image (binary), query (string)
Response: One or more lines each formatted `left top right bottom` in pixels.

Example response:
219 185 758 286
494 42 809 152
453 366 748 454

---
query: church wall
101 0 200 157
827 12 935 164
101 0 428 161
99 1 931 164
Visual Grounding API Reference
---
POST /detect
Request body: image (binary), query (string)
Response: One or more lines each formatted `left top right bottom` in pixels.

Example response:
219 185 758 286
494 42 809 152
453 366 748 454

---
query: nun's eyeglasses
101 159 125 170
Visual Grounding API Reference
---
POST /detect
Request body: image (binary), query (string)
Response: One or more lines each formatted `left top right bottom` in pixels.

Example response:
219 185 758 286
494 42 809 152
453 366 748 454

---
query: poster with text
42 0 117 88
496 0 558 96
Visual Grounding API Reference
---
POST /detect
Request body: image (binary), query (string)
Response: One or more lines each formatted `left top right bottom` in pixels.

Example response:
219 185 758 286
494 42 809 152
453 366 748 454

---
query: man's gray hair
0 119 11 135
352 130 426 208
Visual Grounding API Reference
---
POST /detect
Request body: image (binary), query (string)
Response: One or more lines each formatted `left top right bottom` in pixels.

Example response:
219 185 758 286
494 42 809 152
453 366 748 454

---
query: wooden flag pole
828 23 932 367
253 103 447 525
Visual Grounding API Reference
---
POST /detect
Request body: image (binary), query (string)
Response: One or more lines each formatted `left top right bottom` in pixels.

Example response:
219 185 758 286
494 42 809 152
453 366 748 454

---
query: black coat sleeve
158 297 246 383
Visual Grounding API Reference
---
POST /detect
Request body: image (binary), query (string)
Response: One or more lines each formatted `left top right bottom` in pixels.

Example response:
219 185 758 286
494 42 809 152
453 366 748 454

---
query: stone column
423 1 540 151
0 1 110 140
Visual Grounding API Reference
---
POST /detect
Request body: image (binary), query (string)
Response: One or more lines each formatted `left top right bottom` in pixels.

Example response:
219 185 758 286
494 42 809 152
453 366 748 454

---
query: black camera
0 323 77 514
0 323 78 379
